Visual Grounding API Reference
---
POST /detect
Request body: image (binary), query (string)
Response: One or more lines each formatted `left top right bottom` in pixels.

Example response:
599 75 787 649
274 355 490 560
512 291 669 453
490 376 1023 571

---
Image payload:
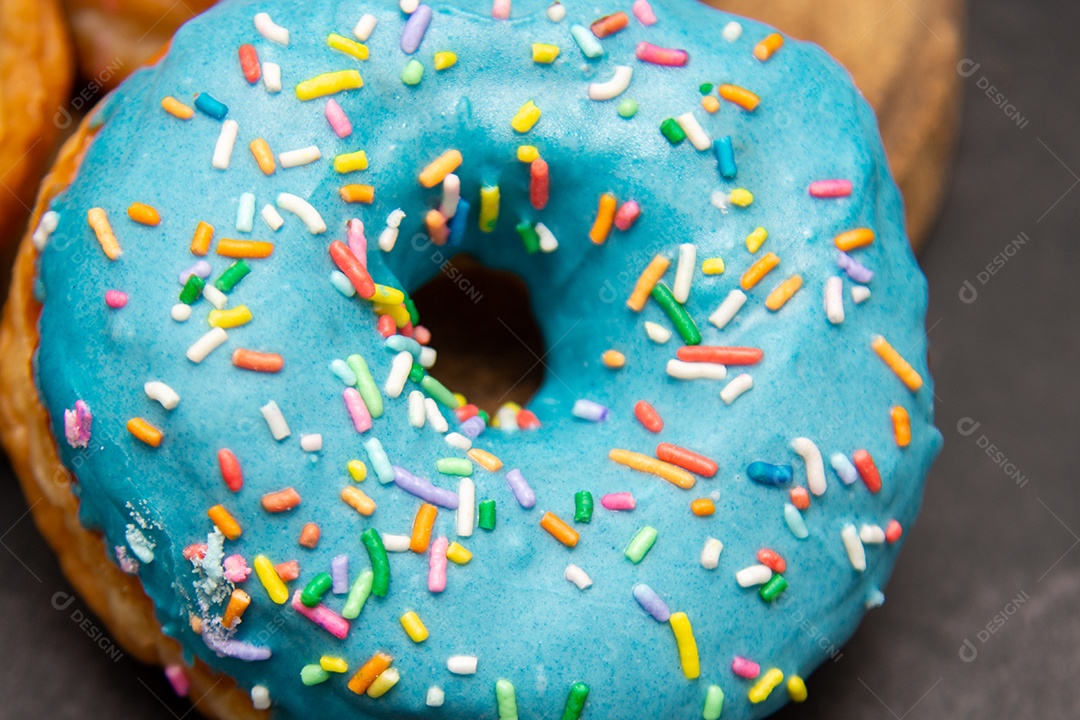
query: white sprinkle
387 208 406 228
842 524 867 571
852 285 871 303
445 432 472 451
408 391 426 428
378 226 399 252
262 62 282 93
211 120 239 170
825 276 845 324
736 564 772 587
644 321 671 344
865 588 886 608
236 192 256 232
254 12 289 45
588 65 633 101
859 524 886 544
260 204 284 231
125 525 154 563
440 174 460 218
709 289 747 329
32 210 60 250
720 373 753 404
419 346 437 368
260 401 291 440
279 145 322 168
144 381 180 410
672 243 697 303
676 112 712 151
700 537 723 569
385 351 414 397
425 397 449 433
382 534 412 552
710 190 729 211
202 284 227 310
400 0 419 12
251 685 271 711
495 404 519 432
426 686 445 707
535 222 558 252
546 2 566 22
447 655 478 675
186 327 228 363
300 434 323 452
722 20 743 41
353 13 378 41
791 437 827 496
170 304 192 322
564 564 593 590
276 193 326 234
667 359 726 380
457 478 475 536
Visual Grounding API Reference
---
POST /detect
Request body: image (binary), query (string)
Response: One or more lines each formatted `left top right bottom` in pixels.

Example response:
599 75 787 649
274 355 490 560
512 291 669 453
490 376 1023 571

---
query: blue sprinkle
714 136 737 179
329 358 357 386
448 198 470 247
747 461 793 486
386 334 422 358
194 92 229 120
330 270 356 297
830 452 860 485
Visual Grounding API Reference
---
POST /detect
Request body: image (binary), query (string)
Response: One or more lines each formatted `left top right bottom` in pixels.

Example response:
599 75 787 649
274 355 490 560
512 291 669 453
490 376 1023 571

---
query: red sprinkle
885 519 903 543
218 449 243 492
757 548 786 574
516 409 541 430
239 44 261 84
633 400 664 433
530 158 549 210
789 486 810 510
376 315 396 338
329 240 376 298
262 487 301 513
183 544 208 561
852 449 882 493
591 11 629 38
656 442 718 478
676 346 763 365
232 348 284 373
455 404 480 422
105 290 128 308
275 560 300 582
399 321 415 338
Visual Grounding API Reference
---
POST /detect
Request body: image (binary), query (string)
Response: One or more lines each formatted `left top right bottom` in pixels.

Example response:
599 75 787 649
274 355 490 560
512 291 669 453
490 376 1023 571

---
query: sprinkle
275 561 299 582
253 12 289 45
86 208 121 260
570 24 604 58
190 221 214 256
492 0 511 18
690 499 716 519
446 541 471 564
222 589 250 629
419 150 463 188
784 503 809 538
824 275 846 324
238 44 261 83
633 583 670 621
212 120 240 169
347 460 367 482
523 161 550 214
633 401 664 432
232 194 255 235
676 112 711 151
591 11 628 38
424 394 449 430
564 564 592 590
252 555 287 603
546 1 566 21
834 227 875 251
754 33 784 61
742 227 768 255
434 51 457 69
218 449 243 491
127 418 163 447
410 503 438 553
740 252 779 289
208 305 252 328
360 529 390 596
573 490 594 523
651 282 701 344
860 524 887 544
105 290 128 309
789 486 810 509
809 179 852 198
722 21 743 41
342 570 374 619
278 145 322 169
401 610 429 642
830 452 860 485
677 346 762 366
852 449 883 493
632 0 657 25
746 460 791 486
736 565 772 587
837 251 874 283
732 656 760 678
540 511 580 547
517 145 540 162
394 466 459 509
348 653 392 695
787 675 808 702
702 95 720 113
401 59 425 86
885 520 903 543
617 98 639 118
301 573 333 607
478 500 496 530
669 612 700 679
249 686 271 708
613 201 640 231
872 335 923 391
327 33 369 62
262 63 282 92
505 468 536 508
427 687 445 706
341 388 371 433
436 458 472 476
260 401 291 440
701 537 723 569
572 399 609 422
479 184 500 231
296 70 363 101
367 667 400 698
892 406 912 447
791 437 827 496
841 524 867 571
627 255 670 311
341 486 377 516
350 358 382 420
448 655 478 675
532 43 560 63
261 488 300 513
657 443 718 477
704 685 725 720
330 241 375 297
202 284 227 309
852 284 871 303
659 117 686 145
714 136 737 178
636 41 688 66
672 243 697 302
216 239 273 258
510 100 541 133
759 573 788 601
468 448 502 472
601 349 625 369
64 400 92 448
299 523 320 548
194 92 228 120
496 679 518 719
644 321 671 344
420 374 460 408
719 84 760 111
400 5 432 54
624 526 658 563
609 449 695 489
161 96 194 119
321 656 348 674
186 327 228 363
126 202 161 226
354 13 378 40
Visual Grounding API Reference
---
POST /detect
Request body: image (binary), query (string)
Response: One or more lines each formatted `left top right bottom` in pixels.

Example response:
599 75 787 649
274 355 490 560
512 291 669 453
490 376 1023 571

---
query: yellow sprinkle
366 667 400 698
510 100 542 133
532 43 560 63
517 145 540 162
479 184 500 232
490 403 520 428
87 208 122 260
701 258 725 275
208 305 253 329
373 302 410 327
765 274 802 311
446 542 473 564
433 51 458 70
371 284 406 305
253 555 289 604
347 459 367 482
891 406 912 447
786 675 808 703
602 349 626 369
467 448 503 472
320 656 349 673
453 392 468 406
327 33 369 60
871 335 924 391
400 611 429 643
296 70 364 101
207 505 241 540
334 150 369 174
701 95 720 113
834 227 875 251
749 668 784 704
745 226 768 253
729 188 754 207
161 96 194 119
669 612 700 679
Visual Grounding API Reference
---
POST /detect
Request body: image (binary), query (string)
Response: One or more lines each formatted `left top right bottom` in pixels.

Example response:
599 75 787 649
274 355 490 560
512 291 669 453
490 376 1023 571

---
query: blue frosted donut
30 0 942 717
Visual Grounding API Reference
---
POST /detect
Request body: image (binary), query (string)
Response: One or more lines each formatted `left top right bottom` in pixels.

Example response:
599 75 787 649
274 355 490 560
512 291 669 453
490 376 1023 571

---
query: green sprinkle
617 98 638 118
214 259 250 293
301 664 330 685
360 528 390 597
342 569 374 619
516 221 540 253
650 281 701 345
346 354 383 418
659 117 686 145
300 572 333 607
759 573 788 602
573 491 593 523
478 500 497 530
404 295 420 325
409 362 427 383
699 82 714 95
421 374 459 408
179 274 205 304
561 681 590 720
436 457 474 476
496 678 518 720
624 525 658 564
401 59 424 85
477 409 491 425
703 685 725 720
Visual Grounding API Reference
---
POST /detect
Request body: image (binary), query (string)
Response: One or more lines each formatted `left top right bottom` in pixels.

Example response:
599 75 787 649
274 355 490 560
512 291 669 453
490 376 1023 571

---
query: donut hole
411 254 545 414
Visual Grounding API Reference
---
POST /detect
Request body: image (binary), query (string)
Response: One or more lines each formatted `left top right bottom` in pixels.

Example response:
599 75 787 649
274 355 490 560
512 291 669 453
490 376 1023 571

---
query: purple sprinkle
331 554 349 594
393 466 459 509
505 468 536 509
64 399 92 448
836 251 874 284
179 260 212 284
460 415 486 439
400 4 432 55
633 583 671 622
202 630 271 661
572 399 609 422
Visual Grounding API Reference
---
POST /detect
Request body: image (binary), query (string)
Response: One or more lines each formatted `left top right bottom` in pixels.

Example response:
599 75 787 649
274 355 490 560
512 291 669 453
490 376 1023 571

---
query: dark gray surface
2 1 1078 717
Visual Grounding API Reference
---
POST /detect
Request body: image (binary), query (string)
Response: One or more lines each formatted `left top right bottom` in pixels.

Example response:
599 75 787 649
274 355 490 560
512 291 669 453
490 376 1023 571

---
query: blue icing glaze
34 0 942 717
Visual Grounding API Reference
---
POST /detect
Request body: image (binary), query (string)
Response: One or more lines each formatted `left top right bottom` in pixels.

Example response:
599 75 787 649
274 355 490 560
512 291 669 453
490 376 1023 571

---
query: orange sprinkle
754 33 784 61
126 417 163 447
217 239 274 258
87 208 122 260
740 252 779 290
540 511 579 548
789 486 811 510
602 349 626 369
589 192 618 245
701 95 721 113
222 589 250 628
299 523 321 548
340 184 375 204
872 335 924 391
425 209 449 245
340 486 376 516
348 653 393 695
249 138 276 175
207 504 242 540
834 228 875 251
410 503 438 553
261 487 301 513
467 448 503 472
275 560 300 582
892 406 912 447
190 221 214 256
690 498 716 516
232 348 284 373
127 202 161 226
765 274 803 311
161 96 194 119
419 149 463 188
627 255 672 311
608 449 696 490
719 84 760 111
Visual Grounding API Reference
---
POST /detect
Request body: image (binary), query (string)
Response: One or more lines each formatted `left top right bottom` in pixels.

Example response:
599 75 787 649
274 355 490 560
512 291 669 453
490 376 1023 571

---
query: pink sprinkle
428 536 448 593
164 664 190 697
632 0 657 25
809 179 853 198
732 656 761 679
601 492 636 511
115 546 139 574
64 399 92 448
290 590 351 639
492 0 511 19
635 41 688 67
223 554 251 583
325 99 353 138
613 201 641 231
413 325 432 345
343 387 372 433
105 290 128 308
347 219 367 266
275 560 300 582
